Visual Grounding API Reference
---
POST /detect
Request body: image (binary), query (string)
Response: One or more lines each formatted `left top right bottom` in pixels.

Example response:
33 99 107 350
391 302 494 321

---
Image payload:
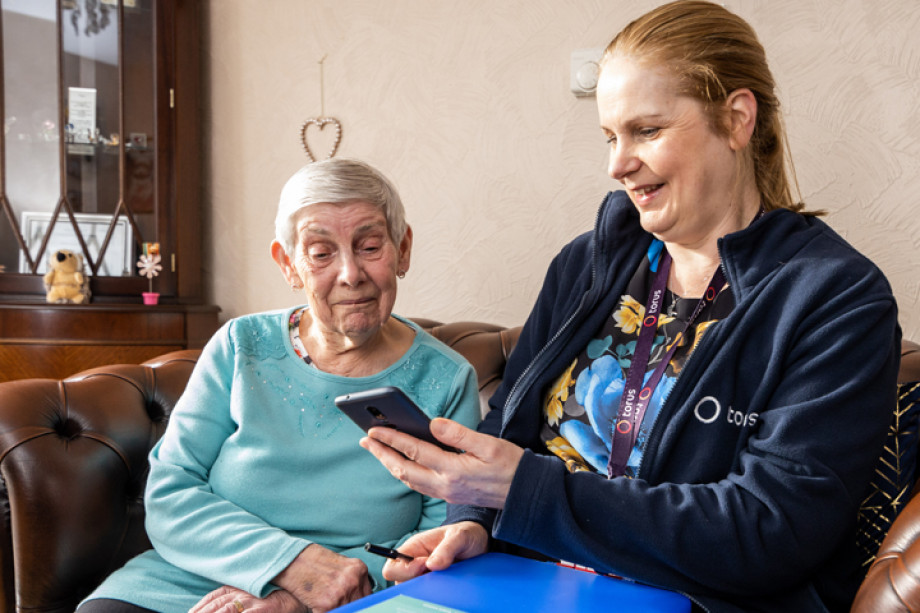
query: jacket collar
596 190 822 304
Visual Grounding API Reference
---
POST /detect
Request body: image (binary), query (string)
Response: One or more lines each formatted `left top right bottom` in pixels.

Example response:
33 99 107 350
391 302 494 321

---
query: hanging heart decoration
300 117 342 163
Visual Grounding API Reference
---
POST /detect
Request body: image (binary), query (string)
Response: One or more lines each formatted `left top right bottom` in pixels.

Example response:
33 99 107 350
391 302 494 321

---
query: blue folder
333 552 692 612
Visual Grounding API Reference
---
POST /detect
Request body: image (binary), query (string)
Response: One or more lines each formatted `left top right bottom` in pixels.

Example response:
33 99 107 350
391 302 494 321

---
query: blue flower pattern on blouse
560 354 676 475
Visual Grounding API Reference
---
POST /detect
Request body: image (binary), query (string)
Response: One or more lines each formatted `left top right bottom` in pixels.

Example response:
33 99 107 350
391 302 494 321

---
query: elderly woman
77 159 481 613
360 2 901 612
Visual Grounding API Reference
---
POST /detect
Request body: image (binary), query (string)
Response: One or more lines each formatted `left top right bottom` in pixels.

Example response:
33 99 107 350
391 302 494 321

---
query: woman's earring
291 282 303 291
397 270 406 279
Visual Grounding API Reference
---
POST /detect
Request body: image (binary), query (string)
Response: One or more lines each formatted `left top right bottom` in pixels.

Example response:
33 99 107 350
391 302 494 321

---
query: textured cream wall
203 0 920 340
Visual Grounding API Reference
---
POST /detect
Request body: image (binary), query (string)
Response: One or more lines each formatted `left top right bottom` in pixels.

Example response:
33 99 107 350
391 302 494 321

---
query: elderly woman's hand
381 521 490 583
272 544 372 613
359 418 525 509
190 584 307 613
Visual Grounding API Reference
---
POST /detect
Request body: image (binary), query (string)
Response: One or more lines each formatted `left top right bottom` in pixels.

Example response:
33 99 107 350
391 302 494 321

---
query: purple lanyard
607 251 726 478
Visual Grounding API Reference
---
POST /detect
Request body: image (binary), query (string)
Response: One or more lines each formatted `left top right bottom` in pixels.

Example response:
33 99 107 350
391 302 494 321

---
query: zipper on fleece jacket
500 278 595 434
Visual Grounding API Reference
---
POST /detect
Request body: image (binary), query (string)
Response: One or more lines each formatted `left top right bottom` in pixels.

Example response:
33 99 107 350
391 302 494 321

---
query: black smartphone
334 386 459 452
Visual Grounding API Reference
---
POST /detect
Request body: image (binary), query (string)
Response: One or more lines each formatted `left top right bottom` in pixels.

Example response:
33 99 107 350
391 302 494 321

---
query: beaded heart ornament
300 55 342 163
300 117 342 162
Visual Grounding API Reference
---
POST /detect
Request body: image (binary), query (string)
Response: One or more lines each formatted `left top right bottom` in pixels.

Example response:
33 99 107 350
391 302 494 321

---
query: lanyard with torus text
606 251 726 478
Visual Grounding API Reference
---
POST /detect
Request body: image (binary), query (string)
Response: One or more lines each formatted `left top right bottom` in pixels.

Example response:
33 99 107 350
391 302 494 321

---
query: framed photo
67 87 96 144
19 211 134 276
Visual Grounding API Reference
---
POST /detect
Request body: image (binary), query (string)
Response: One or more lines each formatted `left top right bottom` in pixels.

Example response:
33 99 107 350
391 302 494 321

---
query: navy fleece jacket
447 190 901 613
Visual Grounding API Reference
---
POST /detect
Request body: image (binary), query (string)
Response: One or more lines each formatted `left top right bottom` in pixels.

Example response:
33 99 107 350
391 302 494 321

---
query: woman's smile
629 183 665 205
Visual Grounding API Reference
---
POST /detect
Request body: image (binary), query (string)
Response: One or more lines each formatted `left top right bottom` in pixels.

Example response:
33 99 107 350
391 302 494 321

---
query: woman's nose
336 252 365 286
608 142 640 182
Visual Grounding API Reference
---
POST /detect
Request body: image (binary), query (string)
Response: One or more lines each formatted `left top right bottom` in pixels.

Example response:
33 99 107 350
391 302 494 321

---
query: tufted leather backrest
0 320 519 613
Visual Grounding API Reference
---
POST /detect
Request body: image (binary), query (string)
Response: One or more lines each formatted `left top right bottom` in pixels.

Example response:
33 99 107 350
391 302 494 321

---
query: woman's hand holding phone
359 417 525 510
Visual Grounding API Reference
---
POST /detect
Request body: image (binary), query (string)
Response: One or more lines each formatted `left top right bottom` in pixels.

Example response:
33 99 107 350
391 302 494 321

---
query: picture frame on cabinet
18 211 134 276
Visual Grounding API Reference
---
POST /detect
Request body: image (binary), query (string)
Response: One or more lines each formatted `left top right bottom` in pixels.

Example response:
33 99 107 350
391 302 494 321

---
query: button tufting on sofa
52 416 82 440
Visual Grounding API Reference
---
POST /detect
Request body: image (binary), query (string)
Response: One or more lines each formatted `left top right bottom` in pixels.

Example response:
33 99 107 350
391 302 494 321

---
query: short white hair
274 159 408 255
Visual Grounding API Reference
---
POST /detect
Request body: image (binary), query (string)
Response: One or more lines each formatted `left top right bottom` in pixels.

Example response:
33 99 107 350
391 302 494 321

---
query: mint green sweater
81 309 481 612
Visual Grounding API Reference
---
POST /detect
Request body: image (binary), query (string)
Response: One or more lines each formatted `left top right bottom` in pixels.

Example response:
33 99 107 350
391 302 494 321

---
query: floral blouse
541 239 735 478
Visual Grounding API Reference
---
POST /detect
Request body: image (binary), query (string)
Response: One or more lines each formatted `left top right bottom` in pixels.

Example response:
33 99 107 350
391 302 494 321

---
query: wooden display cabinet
0 0 219 381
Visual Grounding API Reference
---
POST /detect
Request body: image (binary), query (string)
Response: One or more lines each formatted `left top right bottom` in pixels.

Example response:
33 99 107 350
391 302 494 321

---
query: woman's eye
638 127 660 139
306 247 335 264
355 235 386 256
605 134 617 145
358 243 383 257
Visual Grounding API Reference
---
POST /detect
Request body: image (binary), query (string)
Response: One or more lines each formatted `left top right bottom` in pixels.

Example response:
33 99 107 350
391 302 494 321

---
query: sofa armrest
852 485 920 612
0 350 198 613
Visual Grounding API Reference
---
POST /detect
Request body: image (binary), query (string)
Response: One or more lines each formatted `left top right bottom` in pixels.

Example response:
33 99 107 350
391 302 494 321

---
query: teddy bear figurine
43 249 91 304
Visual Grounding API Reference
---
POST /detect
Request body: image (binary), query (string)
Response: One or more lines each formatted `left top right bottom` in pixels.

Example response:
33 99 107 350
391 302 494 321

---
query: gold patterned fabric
856 381 920 567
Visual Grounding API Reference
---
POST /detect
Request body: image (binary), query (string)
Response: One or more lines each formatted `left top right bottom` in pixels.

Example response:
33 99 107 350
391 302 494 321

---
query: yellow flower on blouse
545 359 577 426
614 295 645 335
545 436 591 473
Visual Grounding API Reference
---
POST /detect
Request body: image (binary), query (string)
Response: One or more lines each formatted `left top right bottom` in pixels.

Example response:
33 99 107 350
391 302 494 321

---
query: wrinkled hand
272 544 372 613
382 522 489 583
189 585 306 613
360 417 525 509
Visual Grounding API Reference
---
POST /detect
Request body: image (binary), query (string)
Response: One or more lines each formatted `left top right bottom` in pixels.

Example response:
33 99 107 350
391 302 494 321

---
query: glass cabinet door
0 0 168 300
0 0 59 279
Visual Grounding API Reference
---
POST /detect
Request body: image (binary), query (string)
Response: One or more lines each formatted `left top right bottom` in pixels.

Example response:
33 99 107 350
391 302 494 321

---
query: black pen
364 542 414 561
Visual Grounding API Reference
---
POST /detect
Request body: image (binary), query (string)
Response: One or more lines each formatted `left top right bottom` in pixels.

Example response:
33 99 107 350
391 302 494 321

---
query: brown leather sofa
0 318 914 613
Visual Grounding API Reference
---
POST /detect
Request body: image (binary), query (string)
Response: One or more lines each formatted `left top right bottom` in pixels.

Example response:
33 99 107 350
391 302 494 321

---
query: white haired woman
76 159 481 613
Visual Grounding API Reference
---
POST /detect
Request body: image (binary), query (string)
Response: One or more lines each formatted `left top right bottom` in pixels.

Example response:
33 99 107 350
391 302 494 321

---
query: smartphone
334 386 459 452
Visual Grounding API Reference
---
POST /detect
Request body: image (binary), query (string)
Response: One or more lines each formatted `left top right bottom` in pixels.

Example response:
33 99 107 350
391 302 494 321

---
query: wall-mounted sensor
570 48 604 97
